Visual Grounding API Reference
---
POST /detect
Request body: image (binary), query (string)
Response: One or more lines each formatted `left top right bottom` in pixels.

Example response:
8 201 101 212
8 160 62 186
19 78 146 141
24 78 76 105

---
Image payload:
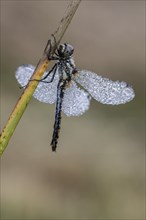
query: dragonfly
15 43 135 151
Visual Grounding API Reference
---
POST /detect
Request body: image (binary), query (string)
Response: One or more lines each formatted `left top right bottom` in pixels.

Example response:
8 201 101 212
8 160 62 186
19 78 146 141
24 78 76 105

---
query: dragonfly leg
44 34 58 60
29 63 58 84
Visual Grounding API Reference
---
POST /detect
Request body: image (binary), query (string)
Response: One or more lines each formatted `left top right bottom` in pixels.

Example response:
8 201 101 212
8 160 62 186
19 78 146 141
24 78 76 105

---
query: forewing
15 64 59 104
75 70 135 105
62 81 91 117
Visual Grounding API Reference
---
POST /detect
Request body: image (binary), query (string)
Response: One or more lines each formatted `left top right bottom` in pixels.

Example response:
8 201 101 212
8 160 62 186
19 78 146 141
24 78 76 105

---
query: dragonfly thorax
57 58 75 80
57 43 74 59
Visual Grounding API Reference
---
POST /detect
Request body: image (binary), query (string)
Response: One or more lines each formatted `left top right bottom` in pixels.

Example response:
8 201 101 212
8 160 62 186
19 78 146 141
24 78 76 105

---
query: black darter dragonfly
15 43 135 151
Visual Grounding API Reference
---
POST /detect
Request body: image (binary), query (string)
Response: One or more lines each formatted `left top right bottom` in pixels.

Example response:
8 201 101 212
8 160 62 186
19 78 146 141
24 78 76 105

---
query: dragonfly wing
15 64 59 104
75 70 135 105
15 64 35 87
62 81 91 116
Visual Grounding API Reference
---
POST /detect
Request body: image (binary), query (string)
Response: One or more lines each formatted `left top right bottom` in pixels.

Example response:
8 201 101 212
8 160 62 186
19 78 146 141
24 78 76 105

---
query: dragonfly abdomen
51 80 66 151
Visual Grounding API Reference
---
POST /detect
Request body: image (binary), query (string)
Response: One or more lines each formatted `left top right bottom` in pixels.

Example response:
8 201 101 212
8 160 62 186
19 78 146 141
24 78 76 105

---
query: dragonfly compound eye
58 44 74 58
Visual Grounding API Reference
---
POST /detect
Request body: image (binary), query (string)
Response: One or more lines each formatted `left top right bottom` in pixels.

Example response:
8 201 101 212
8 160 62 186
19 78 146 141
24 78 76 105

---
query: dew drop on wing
62 81 91 116
15 64 35 87
75 70 135 105
15 64 59 104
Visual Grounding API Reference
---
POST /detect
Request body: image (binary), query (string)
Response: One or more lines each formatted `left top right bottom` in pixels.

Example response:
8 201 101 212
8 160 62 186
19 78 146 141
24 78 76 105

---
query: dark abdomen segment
51 80 66 151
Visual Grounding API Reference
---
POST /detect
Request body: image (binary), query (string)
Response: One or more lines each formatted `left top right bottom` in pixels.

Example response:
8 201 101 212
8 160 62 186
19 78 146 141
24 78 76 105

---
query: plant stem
0 0 82 156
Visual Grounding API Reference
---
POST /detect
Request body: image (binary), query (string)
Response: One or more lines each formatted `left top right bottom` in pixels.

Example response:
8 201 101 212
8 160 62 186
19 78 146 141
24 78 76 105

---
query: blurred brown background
1 1 145 219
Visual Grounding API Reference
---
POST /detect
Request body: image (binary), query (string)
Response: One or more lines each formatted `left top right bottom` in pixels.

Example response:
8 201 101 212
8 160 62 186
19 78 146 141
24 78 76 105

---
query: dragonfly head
57 43 74 59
